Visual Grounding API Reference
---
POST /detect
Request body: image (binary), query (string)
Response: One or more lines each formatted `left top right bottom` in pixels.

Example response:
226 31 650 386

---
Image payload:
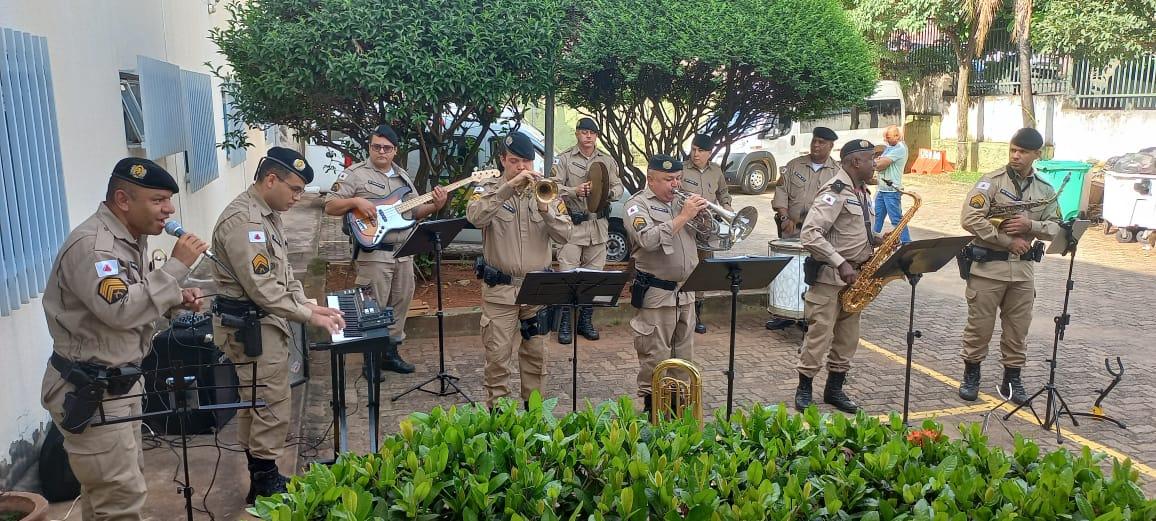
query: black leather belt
966 244 1041 262
50 353 140 396
635 270 677 291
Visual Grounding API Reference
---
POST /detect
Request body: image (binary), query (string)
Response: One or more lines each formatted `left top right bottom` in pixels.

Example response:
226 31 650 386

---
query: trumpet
673 190 759 251
515 172 559 204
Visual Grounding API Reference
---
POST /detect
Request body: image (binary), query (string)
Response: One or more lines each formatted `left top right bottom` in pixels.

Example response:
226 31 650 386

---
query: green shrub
255 395 1155 520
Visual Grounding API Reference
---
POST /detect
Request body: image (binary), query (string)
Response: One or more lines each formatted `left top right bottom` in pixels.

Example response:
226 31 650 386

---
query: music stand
871 235 973 425
682 256 791 419
391 218 473 405
90 361 265 521
516 269 631 412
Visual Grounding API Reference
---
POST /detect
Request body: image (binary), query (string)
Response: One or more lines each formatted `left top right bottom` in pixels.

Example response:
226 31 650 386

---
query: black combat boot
794 373 813 412
245 455 289 504
557 309 573 345
381 340 414 374
577 306 600 341
823 372 860 413
958 361 982 401
1001 366 1029 405
642 394 653 417
766 317 797 330
694 300 707 334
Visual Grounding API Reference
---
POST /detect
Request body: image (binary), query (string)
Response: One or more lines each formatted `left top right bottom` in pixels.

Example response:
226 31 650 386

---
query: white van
722 80 905 194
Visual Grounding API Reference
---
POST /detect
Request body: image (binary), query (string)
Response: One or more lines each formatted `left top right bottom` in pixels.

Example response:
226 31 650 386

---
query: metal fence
889 25 1156 109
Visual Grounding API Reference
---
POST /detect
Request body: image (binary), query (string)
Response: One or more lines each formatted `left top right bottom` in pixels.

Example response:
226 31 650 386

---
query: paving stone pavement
304 174 1156 495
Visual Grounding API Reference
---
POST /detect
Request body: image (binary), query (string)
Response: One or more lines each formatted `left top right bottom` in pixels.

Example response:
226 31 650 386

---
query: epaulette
831 180 846 193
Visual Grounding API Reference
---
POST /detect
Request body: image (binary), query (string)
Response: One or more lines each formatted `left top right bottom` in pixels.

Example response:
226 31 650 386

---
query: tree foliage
559 0 878 191
210 0 569 190
1032 0 1156 63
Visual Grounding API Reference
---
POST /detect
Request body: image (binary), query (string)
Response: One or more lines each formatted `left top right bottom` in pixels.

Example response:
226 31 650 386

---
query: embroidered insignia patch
821 193 837 205
97 277 128 304
330 182 341 192
976 181 991 191
626 205 640 216
129 164 146 179
248 231 267 243
969 194 987 209
831 180 846 193
505 136 513 145
95 259 120 277
557 200 568 214
252 254 271 275
469 193 481 202
474 186 485 193
337 172 348 180
662 160 673 170
632 216 646 231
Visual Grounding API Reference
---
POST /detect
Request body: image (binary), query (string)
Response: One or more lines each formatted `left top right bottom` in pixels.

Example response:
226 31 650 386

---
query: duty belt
50 353 140 396
635 270 678 291
966 243 1043 263
212 296 268 318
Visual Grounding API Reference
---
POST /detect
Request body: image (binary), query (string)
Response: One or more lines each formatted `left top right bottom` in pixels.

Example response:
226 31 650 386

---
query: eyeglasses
275 176 306 196
370 144 396 153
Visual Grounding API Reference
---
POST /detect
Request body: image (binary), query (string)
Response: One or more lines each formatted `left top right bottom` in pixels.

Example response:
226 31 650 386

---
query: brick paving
304 174 1156 495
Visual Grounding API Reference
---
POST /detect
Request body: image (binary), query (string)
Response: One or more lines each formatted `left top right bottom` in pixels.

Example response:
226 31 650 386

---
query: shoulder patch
821 193 837 206
330 182 341 192
97 277 128 304
474 185 486 193
976 181 991 191
626 205 640 216
337 171 348 180
469 192 482 202
632 216 646 231
252 253 271 275
248 231 267 243
556 200 568 214
95 259 120 278
831 180 846 193
969 194 987 209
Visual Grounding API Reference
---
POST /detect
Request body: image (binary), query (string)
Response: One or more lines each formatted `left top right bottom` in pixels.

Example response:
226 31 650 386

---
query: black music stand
311 329 392 458
682 256 791 419
516 269 631 412
392 218 473 405
91 361 265 521
871 235 973 425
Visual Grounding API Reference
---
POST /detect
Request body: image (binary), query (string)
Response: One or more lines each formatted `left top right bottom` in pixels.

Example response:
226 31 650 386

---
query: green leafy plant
254 395 1156 520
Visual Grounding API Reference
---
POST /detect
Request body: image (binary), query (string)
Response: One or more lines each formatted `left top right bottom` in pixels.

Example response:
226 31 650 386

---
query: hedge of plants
255 395 1155 520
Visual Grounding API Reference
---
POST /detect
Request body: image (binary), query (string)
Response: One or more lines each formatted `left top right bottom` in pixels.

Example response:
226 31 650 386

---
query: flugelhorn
673 189 758 251
516 172 559 204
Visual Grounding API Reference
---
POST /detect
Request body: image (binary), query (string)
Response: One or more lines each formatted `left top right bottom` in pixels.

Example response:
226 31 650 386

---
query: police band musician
681 134 733 334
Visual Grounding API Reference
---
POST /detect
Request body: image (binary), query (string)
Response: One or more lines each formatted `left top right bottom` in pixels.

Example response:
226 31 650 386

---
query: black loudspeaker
142 313 238 435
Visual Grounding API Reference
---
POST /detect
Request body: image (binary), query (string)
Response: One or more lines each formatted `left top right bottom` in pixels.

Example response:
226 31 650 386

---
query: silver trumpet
673 189 758 251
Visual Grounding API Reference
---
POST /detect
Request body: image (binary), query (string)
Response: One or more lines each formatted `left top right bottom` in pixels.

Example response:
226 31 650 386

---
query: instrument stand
871 236 974 425
683 256 790 419
311 329 393 458
981 384 1017 438
1002 220 1124 442
516 270 630 412
91 361 264 521
392 218 473 405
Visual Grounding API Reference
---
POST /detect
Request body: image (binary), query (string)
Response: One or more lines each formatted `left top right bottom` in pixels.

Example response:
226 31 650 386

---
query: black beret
692 133 714 150
648 154 683 173
503 131 535 160
840 139 875 159
111 158 179 193
372 124 400 147
264 146 314 184
813 127 838 141
576 117 600 133
1010 127 1044 151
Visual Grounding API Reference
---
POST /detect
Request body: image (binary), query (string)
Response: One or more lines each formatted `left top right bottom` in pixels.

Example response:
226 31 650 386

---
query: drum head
587 162 610 213
769 238 806 254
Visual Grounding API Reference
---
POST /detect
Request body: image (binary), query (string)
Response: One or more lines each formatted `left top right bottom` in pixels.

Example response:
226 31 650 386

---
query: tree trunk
956 56 971 172
1015 0 1036 128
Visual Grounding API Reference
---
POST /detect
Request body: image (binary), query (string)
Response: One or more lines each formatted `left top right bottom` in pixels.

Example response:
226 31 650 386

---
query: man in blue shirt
872 125 912 243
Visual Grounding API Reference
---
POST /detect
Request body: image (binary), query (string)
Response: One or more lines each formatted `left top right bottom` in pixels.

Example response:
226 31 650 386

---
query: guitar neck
394 176 479 213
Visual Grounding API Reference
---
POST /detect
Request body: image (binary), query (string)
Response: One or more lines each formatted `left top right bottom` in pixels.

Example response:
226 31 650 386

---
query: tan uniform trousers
797 282 861 377
355 258 415 342
42 375 146 521
220 323 292 460
631 300 696 396
557 241 607 271
961 274 1036 367
480 301 548 407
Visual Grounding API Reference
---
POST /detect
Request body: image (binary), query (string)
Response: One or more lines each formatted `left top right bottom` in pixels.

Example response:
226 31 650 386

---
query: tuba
673 189 759 251
651 358 703 425
838 180 921 313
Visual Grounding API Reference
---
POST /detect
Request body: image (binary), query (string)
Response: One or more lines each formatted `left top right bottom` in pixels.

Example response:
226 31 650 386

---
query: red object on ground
909 148 955 174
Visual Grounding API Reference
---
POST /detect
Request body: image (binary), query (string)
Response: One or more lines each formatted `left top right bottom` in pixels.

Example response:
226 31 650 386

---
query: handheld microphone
164 221 218 259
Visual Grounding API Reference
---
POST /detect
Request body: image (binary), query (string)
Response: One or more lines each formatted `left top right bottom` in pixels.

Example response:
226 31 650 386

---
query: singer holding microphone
40 158 208 520
208 147 345 503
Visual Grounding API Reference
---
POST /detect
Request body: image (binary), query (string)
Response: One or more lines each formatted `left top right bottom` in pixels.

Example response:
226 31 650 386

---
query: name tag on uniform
249 231 267 243
570 161 585 170
650 205 670 214
683 178 700 187
503 202 516 213
846 198 862 207
1000 188 1021 201
94 259 120 277
367 180 388 190
794 171 807 182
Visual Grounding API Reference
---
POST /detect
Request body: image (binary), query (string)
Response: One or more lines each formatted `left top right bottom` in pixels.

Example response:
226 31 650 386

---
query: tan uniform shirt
801 170 876 287
467 176 572 305
961 166 1062 282
325 160 419 260
211 185 311 334
681 161 731 209
42 204 188 367
773 155 840 223
624 188 699 307
553 145 623 246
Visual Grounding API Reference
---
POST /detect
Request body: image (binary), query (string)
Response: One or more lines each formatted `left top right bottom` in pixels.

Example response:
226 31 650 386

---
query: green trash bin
1034 160 1091 220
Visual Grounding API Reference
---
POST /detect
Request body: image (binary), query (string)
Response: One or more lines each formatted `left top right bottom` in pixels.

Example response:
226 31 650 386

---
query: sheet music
326 295 349 342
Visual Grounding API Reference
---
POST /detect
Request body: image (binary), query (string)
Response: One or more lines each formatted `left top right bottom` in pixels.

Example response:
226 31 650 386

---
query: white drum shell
767 239 810 319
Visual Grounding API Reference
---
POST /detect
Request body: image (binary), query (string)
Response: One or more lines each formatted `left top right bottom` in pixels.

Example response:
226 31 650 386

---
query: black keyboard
326 287 395 342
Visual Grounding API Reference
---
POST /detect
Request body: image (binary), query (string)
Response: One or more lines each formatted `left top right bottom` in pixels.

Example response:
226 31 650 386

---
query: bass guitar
346 169 500 249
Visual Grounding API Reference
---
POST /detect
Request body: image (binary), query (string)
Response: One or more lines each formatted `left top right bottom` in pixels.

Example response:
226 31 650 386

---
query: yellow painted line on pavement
901 402 1003 421
858 338 1156 480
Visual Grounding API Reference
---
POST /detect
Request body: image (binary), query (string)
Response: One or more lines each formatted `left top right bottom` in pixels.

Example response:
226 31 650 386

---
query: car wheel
606 221 631 263
741 162 770 194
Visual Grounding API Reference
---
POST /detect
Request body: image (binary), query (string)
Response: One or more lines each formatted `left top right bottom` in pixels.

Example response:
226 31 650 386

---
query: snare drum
767 239 810 319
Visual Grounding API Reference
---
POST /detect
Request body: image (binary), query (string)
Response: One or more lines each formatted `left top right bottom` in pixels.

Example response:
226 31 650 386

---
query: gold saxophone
986 172 1071 228
651 358 703 426
838 182 921 313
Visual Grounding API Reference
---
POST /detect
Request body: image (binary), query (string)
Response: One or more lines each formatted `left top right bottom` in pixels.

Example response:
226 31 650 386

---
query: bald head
884 125 902 146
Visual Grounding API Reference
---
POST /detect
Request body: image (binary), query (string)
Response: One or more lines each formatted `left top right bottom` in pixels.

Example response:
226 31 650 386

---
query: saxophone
838 181 921 313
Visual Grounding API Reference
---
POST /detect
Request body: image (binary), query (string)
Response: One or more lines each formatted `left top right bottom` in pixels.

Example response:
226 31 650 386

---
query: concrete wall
0 0 272 487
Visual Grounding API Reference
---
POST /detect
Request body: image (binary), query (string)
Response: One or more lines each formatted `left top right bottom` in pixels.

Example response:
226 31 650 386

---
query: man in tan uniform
957 128 1061 405
682 133 732 334
324 124 448 374
768 127 840 331
794 139 878 414
211 147 346 502
41 158 208 521
553 117 623 344
467 132 572 408
624 155 707 414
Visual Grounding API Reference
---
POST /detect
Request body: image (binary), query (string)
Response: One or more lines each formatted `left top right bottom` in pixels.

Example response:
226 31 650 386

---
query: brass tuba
838 180 921 313
673 190 759 251
651 358 703 425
